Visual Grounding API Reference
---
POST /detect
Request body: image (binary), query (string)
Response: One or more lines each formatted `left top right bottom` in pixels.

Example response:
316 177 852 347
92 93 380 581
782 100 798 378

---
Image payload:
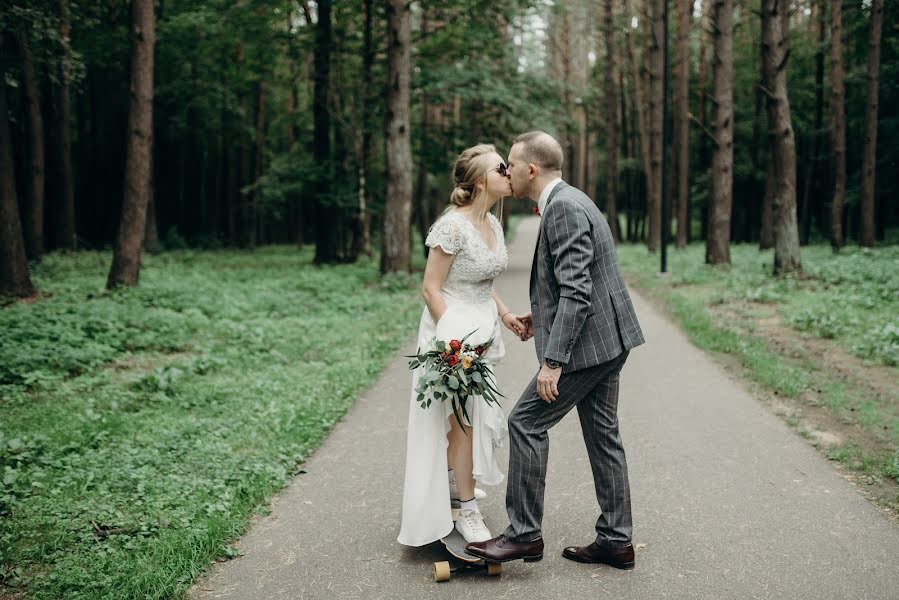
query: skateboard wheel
433 561 451 582
486 562 502 577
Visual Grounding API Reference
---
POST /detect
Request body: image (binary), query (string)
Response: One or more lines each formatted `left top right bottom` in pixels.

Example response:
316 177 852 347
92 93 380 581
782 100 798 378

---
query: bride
398 144 525 547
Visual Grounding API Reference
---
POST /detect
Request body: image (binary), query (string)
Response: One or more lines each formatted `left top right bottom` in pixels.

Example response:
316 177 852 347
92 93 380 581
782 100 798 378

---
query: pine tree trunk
647 0 664 252
675 0 691 247
313 0 337 263
15 29 45 261
758 13 774 251
624 0 654 239
53 0 76 250
0 68 36 297
381 0 413 274
250 80 265 249
706 0 733 265
352 0 374 258
859 0 883 247
697 0 711 175
762 0 801 274
800 1 826 246
144 166 160 254
602 0 620 242
107 0 155 288
829 0 846 251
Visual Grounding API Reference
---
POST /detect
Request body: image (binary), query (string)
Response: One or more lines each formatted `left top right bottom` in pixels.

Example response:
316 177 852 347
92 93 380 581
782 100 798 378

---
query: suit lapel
529 181 569 298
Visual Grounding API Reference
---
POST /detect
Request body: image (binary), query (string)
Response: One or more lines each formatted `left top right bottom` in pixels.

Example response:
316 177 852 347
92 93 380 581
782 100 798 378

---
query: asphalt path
192 216 899 600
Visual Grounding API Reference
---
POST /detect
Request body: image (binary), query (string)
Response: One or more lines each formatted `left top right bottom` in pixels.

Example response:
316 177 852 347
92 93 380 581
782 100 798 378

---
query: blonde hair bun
450 143 497 207
450 185 473 206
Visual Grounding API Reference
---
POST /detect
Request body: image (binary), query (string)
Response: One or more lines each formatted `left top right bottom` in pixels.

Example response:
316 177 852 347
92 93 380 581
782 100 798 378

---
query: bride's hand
501 312 526 337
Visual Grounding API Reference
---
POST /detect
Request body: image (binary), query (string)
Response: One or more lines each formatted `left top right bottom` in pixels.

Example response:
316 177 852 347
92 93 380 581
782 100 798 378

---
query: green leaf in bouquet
471 371 482 383
417 393 424 403
447 375 459 390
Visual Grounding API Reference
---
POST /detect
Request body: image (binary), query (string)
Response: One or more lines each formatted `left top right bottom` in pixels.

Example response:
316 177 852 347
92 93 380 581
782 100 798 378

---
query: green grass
617 242 899 496
1 247 422 599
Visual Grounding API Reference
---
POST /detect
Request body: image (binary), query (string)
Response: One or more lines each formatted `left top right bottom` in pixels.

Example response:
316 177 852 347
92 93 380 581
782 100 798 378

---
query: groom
466 131 645 569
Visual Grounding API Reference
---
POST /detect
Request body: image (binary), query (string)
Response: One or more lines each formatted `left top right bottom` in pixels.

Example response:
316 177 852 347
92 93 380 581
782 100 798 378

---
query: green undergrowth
1 247 421 599
617 242 899 506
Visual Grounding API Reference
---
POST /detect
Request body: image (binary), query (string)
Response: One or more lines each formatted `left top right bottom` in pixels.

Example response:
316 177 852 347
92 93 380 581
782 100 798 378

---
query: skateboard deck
432 522 502 581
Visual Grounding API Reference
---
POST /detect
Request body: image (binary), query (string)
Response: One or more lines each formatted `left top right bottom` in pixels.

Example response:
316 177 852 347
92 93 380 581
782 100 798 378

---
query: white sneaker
449 476 487 501
455 508 491 543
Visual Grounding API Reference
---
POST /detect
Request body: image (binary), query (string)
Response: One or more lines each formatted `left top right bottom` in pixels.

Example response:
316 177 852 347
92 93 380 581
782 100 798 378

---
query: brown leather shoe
466 534 544 563
562 541 635 570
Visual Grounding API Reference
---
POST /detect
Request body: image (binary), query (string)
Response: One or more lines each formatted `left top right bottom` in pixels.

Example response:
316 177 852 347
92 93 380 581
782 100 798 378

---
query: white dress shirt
537 177 563 216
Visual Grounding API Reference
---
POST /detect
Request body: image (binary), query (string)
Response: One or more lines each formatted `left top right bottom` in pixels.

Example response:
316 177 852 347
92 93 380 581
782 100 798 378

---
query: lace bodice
425 210 508 305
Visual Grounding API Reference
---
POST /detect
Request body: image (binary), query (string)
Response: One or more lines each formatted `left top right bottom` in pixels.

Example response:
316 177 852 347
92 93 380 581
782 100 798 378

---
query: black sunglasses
488 162 509 177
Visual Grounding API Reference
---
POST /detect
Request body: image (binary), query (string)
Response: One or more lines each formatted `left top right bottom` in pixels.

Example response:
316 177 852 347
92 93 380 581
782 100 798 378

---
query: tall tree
647 0 665 251
0 48 37 298
353 0 374 258
107 0 156 288
15 27 45 261
602 0 620 241
859 0 884 247
706 0 733 265
313 0 337 263
762 0 801 274
50 0 76 250
829 0 846 251
624 0 653 233
381 0 412 274
674 0 691 247
799 0 826 245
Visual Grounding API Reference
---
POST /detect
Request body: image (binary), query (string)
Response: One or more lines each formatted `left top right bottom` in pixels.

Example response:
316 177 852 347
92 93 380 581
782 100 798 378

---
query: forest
2 2 898 598
1 0 896 297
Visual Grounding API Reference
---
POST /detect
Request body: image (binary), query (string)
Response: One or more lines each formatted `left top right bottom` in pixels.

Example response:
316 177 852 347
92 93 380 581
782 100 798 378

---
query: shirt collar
537 177 563 215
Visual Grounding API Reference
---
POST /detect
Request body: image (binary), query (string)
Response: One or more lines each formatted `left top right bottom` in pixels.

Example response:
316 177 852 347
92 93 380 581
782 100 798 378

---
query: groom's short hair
512 131 563 173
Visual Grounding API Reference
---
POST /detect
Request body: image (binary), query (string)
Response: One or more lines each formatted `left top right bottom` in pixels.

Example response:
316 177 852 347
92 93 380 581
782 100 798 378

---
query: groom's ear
528 164 538 180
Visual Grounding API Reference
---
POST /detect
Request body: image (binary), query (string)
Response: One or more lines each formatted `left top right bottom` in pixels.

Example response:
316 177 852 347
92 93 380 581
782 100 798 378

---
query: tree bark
250 80 265 249
800 0 826 246
0 68 36 297
674 0 691 247
381 0 413 274
107 0 155 288
15 29 45 261
52 0 76 250
697 0 711 177
829 0 846 251
762 0 802 274
602 0 620 242
352 0 374 258
313 0 337 263
859 0 883 247
624 0 653 241
647 0 664 252
706 0 733 265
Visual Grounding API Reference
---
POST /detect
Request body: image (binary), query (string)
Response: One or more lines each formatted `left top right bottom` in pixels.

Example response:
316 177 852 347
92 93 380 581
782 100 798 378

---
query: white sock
460 498 479 512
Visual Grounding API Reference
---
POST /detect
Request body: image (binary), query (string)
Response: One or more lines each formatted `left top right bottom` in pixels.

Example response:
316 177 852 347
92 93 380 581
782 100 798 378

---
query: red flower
531 206 540 215
449 339 462 351
475 345 485 356
448 355 460 367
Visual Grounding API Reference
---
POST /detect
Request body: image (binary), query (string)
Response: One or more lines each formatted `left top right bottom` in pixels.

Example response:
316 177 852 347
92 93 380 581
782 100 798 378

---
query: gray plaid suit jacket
530 181 645 372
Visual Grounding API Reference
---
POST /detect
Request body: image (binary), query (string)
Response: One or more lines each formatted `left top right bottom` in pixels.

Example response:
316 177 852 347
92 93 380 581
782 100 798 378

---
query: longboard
432 519 502 582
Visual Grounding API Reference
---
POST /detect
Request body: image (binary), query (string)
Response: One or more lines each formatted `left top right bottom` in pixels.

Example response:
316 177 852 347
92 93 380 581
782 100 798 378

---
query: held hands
501 311 526 338
500 311 535 341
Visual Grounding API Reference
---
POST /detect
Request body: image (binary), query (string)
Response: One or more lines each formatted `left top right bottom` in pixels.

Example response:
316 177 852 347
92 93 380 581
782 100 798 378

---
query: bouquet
407 307 503 430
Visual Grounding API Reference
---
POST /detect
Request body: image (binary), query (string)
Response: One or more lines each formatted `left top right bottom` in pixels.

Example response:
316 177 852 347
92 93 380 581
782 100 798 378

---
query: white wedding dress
397 210 510 547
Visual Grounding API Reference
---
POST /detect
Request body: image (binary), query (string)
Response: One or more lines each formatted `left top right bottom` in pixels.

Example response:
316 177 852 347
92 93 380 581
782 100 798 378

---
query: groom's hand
519 312 534 341
536 361 562 402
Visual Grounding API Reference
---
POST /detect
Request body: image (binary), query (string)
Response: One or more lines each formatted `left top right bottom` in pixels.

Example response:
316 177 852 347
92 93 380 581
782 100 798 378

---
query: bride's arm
421 247 454 322
492 289 525 337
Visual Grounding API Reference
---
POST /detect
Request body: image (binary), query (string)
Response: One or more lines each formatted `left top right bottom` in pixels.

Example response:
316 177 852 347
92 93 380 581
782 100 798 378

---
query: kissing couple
397 131 645 570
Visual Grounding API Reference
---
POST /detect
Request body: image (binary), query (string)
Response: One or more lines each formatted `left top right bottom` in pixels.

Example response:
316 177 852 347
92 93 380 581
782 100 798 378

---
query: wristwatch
544 359 563 369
